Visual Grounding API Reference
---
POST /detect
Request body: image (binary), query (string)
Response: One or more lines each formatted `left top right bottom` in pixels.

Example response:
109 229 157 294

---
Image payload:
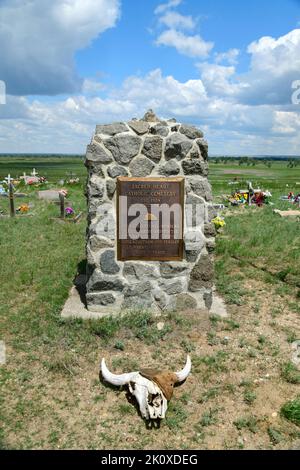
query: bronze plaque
117 177 184 261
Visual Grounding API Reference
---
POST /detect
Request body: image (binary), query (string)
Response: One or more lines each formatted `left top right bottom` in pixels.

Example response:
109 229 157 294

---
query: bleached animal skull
101 355 191 420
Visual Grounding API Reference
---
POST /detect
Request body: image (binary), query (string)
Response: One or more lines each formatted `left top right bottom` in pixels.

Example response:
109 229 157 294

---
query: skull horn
175 355 191 383
101 358 138 387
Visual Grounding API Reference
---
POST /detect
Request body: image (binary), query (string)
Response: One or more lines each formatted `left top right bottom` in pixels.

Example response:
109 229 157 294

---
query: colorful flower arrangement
67 178 80 185
212 216 226 231
65 207 74 217
17 204 29 214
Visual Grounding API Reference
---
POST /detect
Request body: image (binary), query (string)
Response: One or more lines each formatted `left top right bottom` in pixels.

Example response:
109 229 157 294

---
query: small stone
123 262 159 280
122 282 153 309
124 281 152 298
182 160 208 176
129 156 155 177
142 109 160 122
107 165 128 178
85 143 113 166
203 291 213 310
100 250 120 274
157 322 165 331
88 235 114 251
189 147 202 159
189 254 214 291
204 223 216 238
165 134 193 161
184 230 205 253
87 270 125 292
185 194 207 228
104 134 142 165
128 120 150 135
189 177 213 202
185 250 201 263
153 289 169 310
87 174 105 198
96 122 129 136
150 124 169 137
196 139 208 160
206 239 216 253
159 160 180 176
86 292 116 306
272 412 278 418
142 136 163 163
180 124 204 140
162 279 183 295
106 180 116 199
160 262 188 279
176 294 197 311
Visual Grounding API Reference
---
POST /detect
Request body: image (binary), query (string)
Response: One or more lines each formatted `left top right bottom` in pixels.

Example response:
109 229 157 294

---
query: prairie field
0 156 300 450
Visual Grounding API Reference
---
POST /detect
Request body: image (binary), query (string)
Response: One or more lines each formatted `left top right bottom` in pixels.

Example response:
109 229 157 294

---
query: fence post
59 192 65 219
9 183 15 217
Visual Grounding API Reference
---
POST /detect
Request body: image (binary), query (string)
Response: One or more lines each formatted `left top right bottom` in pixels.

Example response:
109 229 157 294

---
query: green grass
233 415 258 433
268 427 283 445
281 362 300 384
165 402 188 430
281 397 300 426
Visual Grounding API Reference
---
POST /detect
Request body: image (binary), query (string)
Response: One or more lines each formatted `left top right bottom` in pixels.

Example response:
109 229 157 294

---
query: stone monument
85 110 216 315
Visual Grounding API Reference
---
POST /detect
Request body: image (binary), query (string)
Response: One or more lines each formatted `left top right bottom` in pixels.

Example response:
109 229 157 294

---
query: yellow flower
212 217 226 230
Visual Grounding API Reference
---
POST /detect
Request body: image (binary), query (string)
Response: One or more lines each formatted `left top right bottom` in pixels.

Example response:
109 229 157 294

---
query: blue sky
0 0 300 154
78 0 300 84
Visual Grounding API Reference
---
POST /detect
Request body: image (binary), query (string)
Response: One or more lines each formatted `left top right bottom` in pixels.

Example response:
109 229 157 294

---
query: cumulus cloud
2 67 300 155
215 49 240 65
196 29 300 107
238 29 300 105
159 11 196 30
0 0 121 96
154 0 182 15
198 62 251 101
156 30 214 58
154 0 212 59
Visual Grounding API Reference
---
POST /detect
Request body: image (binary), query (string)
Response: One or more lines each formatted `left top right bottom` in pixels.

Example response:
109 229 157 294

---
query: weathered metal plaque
117 177 184 261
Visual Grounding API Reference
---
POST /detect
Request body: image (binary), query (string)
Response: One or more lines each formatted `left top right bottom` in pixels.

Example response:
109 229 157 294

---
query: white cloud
82 79 106 96
215 49 240 65
197 63 244 98
156 29 214 58
2 67 300 155
238 29 300 105
159 11 196 30
196 29 300 107
154 0 182 15
0 0 121 96
273 111 300 135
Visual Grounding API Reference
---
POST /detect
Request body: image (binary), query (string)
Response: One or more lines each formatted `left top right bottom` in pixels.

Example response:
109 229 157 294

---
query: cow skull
101 355 191 420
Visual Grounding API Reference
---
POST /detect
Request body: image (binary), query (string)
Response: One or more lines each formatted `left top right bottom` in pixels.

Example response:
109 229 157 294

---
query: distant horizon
0 153 299 159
